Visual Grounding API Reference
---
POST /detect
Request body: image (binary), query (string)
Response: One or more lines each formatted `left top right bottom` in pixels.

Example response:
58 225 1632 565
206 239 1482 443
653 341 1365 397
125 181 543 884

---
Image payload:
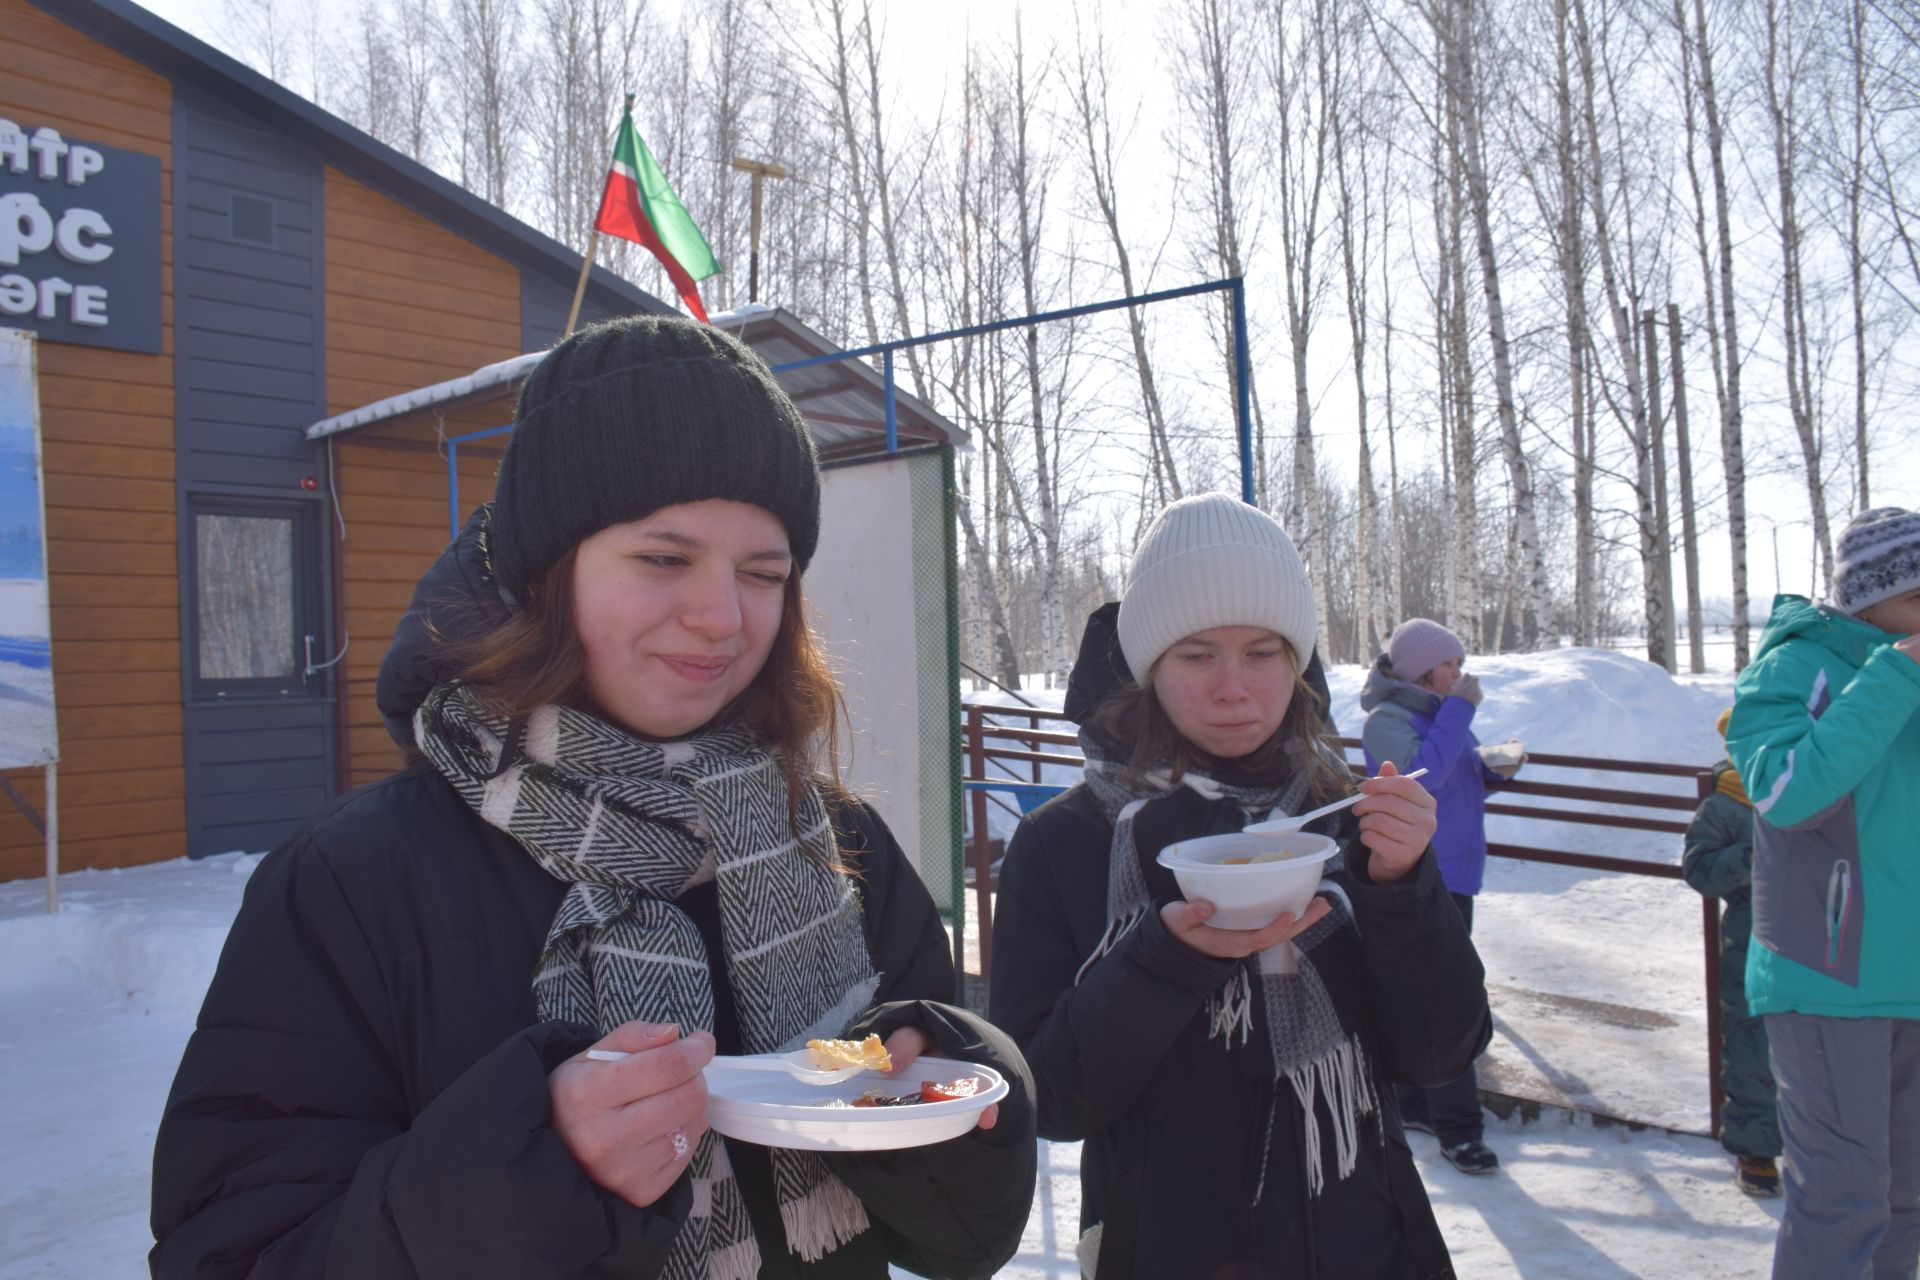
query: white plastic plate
704 1055 1008 1152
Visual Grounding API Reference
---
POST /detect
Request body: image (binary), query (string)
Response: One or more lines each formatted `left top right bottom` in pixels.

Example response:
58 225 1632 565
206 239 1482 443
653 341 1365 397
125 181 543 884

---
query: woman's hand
1160 896 1333 959
880 1026 999 1131
1354 759 1438 883
549 1020 714 1208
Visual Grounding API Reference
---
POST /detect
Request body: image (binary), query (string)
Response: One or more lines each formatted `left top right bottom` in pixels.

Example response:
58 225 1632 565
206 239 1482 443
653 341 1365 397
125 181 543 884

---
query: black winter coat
992 610 1490 1280
150 762 1036 1279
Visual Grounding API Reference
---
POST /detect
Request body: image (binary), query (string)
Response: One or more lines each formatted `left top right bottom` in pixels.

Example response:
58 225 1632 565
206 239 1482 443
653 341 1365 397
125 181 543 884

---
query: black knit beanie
488 315 822 595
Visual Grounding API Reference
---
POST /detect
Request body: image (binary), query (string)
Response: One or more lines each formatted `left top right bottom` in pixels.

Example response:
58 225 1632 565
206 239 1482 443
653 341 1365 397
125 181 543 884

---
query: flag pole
566 92 635 338
563 230 599 338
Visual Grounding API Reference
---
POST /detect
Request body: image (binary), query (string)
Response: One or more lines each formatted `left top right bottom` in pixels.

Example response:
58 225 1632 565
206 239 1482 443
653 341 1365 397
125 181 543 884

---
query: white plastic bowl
1155 831 1340 930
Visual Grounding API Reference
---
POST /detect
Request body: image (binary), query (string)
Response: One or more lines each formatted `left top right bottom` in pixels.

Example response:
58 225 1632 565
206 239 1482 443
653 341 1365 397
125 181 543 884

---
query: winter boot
1734 1156 1781 1198
1439 1139 1500 1175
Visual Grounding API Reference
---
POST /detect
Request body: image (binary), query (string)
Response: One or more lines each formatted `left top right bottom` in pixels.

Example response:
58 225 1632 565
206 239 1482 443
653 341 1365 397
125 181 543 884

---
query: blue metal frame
444 276 1256 536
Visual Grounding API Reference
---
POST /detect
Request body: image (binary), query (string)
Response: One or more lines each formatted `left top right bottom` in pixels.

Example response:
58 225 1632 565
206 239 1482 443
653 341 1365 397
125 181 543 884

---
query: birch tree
1764 0 1838 592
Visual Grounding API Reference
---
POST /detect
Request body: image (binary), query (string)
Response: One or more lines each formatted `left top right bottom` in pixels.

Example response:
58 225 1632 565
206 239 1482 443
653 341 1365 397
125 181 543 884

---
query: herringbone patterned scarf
416 683 877 1279
1076 730 1378 1202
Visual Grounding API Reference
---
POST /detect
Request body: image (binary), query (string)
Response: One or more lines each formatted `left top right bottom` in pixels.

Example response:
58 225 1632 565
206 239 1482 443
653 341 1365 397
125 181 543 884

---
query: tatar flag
593 98 719 322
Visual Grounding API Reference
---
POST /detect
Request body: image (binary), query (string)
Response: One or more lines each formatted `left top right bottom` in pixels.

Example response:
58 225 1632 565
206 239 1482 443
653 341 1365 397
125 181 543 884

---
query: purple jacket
1359 656 1499 896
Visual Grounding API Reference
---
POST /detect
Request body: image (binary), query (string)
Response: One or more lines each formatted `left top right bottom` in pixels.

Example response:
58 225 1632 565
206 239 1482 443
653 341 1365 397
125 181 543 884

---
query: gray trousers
1765 1013 1920 1280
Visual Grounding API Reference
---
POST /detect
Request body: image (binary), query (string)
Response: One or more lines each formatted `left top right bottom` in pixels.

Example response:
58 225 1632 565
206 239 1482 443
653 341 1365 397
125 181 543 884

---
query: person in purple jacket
1360 618 1522 1175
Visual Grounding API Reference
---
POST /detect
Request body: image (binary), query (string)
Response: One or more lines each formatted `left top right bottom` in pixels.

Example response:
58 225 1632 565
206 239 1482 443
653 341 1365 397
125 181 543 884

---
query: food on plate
919 1077 982 1102
819 1077 985 1108
849 1088 923 1108
1219 850 1298 865
806 1034 892 1072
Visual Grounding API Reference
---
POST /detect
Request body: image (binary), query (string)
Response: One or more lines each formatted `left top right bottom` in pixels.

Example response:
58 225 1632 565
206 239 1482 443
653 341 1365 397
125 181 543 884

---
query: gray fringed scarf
1077 729 1378 1202
416 683 877 1280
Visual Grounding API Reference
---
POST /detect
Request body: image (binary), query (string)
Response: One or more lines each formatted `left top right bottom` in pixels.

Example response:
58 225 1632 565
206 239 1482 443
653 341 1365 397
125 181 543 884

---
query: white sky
124 0 1920 613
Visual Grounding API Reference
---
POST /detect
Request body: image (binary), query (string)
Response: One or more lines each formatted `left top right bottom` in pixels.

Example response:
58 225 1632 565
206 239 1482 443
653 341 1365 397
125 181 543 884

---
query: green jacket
1727 595 1920 1019
1681 765 1754 906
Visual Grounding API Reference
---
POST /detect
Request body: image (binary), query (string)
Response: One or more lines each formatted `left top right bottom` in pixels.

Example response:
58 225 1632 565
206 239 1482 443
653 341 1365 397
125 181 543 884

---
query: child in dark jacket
990 494 1490 1280
1359 618 1518 1176
1681 710 1781 1197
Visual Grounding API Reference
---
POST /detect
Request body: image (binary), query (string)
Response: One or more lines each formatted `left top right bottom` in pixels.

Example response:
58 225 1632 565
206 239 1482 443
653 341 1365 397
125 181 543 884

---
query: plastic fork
583 1047 868 1086
1243 768 1430 835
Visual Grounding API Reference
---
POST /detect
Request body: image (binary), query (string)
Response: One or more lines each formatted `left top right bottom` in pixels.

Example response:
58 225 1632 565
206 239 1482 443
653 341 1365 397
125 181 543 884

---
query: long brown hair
442 546 851 818
1088 641 1352 805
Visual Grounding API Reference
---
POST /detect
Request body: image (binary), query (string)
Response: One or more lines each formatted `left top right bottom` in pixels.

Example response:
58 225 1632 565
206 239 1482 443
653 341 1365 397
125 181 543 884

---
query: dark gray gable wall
173 85 337 856
521 268 621 354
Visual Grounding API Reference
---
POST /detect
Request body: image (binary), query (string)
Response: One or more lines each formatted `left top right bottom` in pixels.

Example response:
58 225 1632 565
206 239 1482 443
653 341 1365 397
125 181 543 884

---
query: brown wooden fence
960 700 1728 1137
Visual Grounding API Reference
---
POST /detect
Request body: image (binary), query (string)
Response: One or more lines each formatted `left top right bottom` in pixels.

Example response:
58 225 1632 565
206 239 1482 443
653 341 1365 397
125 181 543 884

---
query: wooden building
1 0 964 889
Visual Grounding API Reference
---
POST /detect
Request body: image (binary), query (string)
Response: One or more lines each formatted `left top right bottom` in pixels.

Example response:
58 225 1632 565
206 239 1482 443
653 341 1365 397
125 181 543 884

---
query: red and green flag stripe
593 98 719 322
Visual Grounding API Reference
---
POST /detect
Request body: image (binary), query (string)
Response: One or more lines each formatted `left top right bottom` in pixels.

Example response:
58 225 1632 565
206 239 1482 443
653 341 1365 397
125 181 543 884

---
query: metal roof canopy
306 280 1252 539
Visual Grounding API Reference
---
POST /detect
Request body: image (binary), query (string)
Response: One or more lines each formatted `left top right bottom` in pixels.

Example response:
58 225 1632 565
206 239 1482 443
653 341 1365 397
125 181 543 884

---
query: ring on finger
670 1127 691 1162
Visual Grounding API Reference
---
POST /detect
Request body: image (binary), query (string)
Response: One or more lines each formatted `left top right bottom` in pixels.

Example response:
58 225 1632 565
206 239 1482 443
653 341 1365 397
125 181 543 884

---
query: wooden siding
0 0 180 880
325 167 522 787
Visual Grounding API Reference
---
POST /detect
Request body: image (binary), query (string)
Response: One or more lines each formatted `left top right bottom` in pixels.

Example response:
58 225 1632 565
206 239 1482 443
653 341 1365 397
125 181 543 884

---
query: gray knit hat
488 315 821 595
1116 493 1318 681
1388 618 1466 683
1835 507 1920 616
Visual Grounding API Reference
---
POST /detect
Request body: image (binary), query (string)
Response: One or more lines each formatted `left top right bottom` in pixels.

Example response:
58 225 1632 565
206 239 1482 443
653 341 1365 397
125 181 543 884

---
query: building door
180 493 336 855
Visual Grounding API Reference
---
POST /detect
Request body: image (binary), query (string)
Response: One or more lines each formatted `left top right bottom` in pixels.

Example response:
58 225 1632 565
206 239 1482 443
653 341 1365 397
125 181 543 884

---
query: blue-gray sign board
1 118 163 355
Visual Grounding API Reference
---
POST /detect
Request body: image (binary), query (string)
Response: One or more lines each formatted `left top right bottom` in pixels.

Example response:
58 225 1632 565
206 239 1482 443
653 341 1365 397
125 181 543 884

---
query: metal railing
959 700 1727 1137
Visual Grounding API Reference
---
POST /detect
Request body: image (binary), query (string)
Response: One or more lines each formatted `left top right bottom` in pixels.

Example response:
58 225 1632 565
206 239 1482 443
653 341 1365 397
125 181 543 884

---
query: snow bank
0 853 258 1010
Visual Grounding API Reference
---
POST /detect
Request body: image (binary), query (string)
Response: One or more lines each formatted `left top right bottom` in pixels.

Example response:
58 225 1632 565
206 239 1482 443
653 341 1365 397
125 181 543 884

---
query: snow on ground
1 853 1783 1280
0 854 258 1278
996 1119 1781 1280
0 645 1780 1278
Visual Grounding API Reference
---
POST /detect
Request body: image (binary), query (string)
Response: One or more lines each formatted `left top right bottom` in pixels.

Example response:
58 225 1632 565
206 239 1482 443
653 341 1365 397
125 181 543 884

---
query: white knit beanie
1834 507 1920 616
1387 618 1465 683
1116 493 1318 681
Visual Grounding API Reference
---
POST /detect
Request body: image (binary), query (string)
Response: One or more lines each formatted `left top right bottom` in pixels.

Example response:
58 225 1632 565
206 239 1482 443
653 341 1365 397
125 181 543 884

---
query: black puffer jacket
151 510 1036 1279
989 608 1490 1280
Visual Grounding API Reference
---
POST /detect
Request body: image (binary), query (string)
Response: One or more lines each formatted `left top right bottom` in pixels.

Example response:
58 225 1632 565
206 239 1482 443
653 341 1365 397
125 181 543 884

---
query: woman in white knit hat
989 492 1491 1279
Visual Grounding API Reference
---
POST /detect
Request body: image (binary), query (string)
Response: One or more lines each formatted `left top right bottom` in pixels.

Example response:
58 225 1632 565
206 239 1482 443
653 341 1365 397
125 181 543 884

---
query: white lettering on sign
0 192 54 266
36 275 72 319
68 146 104 186
55 208 111 263
0 193 113 266
72 283 108 325
0 115 146 344
0 274 31 313
1 121 108 185
0 273 109 326
29 128 69 182
0 121 25 174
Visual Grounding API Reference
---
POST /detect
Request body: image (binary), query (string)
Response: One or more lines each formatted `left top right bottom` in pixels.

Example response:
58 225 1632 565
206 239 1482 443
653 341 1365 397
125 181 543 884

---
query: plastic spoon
583 1047 868 1086
1243 768 1430 836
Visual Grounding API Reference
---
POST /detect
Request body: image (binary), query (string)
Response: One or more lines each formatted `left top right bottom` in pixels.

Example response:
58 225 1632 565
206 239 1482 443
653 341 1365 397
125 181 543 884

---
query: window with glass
189 499 318 694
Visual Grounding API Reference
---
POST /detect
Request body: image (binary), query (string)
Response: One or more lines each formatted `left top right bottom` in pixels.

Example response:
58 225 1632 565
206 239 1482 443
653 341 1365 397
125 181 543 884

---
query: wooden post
44 762 56 914
729 157 788 303
1698 769 1722 1140
1669 304 1707 675
563 230 600 339
966 704 995 978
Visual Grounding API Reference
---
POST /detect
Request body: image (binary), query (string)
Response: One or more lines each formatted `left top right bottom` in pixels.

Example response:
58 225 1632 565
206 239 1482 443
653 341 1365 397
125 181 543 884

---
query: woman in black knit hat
150 316 1037 1280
